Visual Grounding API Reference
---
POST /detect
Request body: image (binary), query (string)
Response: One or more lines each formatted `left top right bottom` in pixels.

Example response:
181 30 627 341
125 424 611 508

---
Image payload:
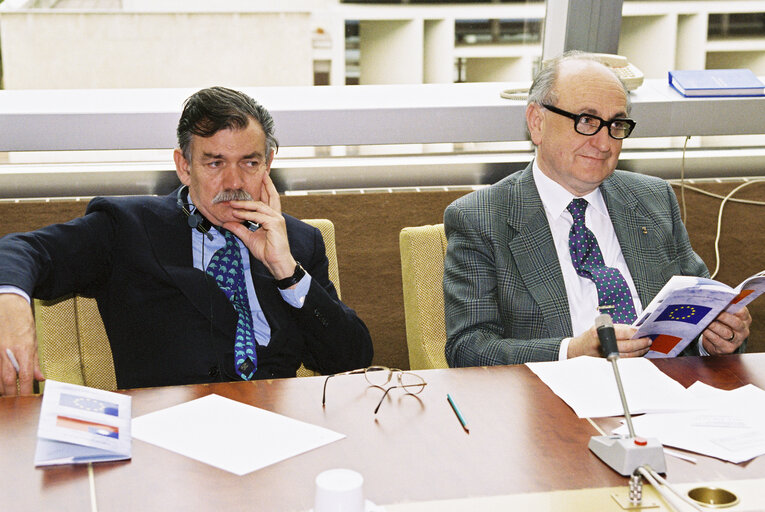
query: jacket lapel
506 166 573 337
141 192 237 336
601 174 665 310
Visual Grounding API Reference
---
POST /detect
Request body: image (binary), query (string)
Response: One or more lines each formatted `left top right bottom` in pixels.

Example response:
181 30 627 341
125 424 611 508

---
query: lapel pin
641 227 648 235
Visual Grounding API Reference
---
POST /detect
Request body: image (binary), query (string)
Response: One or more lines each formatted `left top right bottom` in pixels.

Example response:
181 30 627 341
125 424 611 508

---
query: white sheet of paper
612 382 765 463
132 394 345 475
526 356 697 418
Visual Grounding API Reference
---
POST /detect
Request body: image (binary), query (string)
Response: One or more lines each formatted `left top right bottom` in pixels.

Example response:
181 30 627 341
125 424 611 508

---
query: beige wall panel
618 14 678 80
359 19 423 85
0 12 312 89
707 51 765 75
423 18 454 84
464 56 533 83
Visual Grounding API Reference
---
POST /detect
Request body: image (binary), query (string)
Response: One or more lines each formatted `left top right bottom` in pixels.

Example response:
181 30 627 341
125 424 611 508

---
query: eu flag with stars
655 304 712 325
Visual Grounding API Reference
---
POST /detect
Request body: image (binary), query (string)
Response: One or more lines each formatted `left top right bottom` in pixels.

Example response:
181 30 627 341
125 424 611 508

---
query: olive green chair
399 223 449 370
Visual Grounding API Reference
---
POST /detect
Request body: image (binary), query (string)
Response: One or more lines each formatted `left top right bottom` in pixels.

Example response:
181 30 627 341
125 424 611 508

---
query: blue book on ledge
668 69 765 97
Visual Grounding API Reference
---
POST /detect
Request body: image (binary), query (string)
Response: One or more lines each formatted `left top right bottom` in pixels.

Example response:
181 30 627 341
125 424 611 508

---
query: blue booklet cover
668 69 765 97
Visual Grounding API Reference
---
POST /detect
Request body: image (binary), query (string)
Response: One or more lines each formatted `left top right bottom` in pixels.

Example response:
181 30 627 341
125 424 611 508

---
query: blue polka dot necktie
205 230 257 380
567 198 637 324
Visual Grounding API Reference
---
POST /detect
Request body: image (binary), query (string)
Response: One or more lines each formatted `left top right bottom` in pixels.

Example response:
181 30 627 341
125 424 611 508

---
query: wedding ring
725 332 735 342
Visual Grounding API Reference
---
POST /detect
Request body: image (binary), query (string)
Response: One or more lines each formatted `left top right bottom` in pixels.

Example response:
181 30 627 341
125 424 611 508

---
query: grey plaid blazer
443 163 709 367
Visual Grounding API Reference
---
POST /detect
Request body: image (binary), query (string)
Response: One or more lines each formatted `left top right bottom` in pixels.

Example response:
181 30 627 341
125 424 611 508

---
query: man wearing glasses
443 51 751 368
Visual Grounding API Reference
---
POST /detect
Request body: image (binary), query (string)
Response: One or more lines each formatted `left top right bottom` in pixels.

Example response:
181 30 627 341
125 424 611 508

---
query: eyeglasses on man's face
322 366 427 414
541 103 636 140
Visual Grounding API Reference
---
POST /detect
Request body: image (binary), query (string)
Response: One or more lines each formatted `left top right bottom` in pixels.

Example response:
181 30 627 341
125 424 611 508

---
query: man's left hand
224 174 297 280
701 307 751 355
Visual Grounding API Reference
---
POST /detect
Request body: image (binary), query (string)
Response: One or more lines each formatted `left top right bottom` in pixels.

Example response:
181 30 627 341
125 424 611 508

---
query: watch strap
275 262 305 290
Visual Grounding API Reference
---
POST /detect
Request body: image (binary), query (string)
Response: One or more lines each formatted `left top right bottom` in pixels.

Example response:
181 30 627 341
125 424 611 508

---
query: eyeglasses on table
322 366 427 414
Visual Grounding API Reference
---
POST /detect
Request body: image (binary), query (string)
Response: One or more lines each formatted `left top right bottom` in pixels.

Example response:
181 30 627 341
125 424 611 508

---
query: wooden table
4 353 765 511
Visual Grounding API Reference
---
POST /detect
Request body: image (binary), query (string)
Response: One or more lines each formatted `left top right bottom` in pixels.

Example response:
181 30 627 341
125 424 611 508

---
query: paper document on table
612 382 765 463
132 394 345 476
526 356 698 418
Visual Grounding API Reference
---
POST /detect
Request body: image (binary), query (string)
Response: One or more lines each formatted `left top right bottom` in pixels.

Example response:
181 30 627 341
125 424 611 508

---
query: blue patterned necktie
206 230 257 380
567 198 637 324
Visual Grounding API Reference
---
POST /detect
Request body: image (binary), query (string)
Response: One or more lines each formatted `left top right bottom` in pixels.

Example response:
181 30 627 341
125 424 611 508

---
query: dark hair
176 86 279 162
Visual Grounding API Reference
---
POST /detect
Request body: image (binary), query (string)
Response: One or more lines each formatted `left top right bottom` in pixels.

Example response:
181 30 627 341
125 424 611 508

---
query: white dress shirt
532 161 643 359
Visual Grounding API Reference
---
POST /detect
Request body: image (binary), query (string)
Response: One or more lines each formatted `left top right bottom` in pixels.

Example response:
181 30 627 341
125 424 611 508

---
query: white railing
1 80 764 199
1 79 764 152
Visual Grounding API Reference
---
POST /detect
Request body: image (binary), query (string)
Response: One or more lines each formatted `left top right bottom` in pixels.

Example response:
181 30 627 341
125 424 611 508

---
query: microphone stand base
589 435 667 476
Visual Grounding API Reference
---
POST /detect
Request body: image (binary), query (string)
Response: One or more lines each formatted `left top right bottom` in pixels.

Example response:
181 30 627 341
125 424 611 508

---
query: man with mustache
443 52 750 368
0 86 373 395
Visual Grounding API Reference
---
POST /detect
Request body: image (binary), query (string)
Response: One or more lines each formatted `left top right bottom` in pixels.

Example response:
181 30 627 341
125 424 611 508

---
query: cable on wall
673 178 765 280
672 135 765 280
680 136 691 224
708 179 765 280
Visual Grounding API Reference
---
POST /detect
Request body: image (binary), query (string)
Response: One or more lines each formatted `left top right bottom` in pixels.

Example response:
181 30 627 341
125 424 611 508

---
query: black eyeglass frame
541 103 636 140
321 365 427 414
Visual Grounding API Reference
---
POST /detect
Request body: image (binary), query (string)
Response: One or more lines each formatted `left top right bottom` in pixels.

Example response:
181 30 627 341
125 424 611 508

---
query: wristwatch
275 262 305 290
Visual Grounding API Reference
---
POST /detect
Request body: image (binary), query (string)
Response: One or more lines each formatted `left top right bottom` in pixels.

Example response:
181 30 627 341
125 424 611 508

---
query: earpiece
176 185 213 241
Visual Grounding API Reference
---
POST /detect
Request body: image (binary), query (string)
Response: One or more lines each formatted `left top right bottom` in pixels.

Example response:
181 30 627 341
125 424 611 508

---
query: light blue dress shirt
191 224 311 346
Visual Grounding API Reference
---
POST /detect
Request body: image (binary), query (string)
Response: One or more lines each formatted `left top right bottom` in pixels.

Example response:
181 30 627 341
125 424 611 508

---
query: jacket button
208 366 219 377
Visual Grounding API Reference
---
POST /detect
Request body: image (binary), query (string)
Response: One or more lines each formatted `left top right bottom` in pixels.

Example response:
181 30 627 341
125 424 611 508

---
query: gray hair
527 50 631 114
177 86 279 163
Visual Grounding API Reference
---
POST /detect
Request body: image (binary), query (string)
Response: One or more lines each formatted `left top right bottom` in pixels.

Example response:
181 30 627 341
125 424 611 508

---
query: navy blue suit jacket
0 190 372 388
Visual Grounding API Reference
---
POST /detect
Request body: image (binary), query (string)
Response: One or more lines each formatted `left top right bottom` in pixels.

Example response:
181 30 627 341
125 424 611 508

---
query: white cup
314 468 365 512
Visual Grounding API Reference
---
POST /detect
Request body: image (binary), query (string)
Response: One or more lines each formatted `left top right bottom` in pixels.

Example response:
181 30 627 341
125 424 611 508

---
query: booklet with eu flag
632 271 765 358
35 380 131 466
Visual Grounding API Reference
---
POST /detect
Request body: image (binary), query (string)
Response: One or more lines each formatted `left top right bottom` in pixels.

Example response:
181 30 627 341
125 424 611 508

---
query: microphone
588 312 666 476
595 313 619 360
243 220 261 232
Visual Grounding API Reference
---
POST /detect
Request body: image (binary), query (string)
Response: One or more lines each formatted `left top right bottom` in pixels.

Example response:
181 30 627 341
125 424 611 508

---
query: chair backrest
34 218 340 388
399 223 448 370
302 218 341 300
34 293 117 390
297 219 340 376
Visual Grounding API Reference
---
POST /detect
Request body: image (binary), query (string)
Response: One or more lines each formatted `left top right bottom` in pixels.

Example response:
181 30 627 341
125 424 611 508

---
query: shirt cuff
559 337 571 360
279 272 311 309
697 335 710 356
0 286 31 304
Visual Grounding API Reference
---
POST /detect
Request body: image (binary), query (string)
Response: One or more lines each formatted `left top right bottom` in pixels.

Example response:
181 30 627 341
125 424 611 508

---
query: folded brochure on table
632 271 765 358
35 379 131 466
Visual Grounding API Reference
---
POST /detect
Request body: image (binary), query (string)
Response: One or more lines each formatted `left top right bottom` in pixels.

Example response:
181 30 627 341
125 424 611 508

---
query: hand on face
224 173 297 280
701 307 750 355
568 323 651 359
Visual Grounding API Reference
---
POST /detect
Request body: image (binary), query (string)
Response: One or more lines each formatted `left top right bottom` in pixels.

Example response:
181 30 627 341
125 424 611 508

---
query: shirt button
208 366 219 377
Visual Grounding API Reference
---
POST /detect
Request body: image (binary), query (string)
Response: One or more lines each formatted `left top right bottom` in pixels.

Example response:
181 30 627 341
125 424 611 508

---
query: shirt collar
532 159 609 220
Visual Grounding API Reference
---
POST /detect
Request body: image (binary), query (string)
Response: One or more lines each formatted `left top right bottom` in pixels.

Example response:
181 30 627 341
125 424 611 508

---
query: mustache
212 189 253 204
